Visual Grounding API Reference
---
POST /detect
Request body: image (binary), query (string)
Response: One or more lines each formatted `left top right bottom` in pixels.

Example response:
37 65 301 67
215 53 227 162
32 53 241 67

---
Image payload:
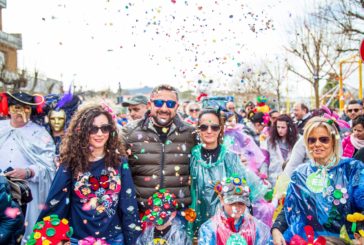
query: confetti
4 207 20 219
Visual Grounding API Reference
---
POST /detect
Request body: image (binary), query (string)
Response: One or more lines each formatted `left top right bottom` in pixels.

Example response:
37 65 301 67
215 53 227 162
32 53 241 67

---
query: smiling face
88 114 110 153
148 89 179 127
198 113 221 149
307 126 334 164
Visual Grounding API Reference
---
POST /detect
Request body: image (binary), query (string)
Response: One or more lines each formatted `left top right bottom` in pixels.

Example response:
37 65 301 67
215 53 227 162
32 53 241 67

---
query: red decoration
360 39 364 61
89 175 110 191
0 93 9 116
290 226 326 245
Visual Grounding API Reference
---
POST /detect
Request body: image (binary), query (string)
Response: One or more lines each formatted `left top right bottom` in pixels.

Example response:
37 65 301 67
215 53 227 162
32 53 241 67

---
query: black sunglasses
189 108 200 112
198 124 221 132
307 136 331 145
89 124 112 134
347 108 360 113
151 99 177 109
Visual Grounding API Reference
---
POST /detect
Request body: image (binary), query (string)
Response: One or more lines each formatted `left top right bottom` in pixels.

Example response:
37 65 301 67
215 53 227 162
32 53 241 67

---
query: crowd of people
0 86 363 245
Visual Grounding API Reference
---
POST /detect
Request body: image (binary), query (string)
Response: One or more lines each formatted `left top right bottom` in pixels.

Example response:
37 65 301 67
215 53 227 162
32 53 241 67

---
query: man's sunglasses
89 124 113 134
151 99 177 108
307 136 331 145
198 124 221 132
189 108 200 112
347 108 360 113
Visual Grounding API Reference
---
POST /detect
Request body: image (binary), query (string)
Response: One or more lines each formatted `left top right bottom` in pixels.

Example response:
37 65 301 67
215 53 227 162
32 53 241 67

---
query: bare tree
324 0 364 48
263 58 289 111
236 64 274 95
285 6 347 108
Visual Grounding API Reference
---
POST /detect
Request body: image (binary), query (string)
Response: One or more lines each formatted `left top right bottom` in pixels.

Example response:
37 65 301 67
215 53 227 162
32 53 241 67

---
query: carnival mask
9 104 32 123
49 110 66 133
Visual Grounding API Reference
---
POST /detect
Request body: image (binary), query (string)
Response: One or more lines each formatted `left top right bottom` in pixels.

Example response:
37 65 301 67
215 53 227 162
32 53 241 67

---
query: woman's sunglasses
89 124 112 134
307 136 331 145
189 108 200 112
151 99 177 108
198 124 221 132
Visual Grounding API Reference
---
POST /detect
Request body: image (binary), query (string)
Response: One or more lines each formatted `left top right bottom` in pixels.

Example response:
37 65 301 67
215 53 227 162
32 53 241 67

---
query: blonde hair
303 117 341 165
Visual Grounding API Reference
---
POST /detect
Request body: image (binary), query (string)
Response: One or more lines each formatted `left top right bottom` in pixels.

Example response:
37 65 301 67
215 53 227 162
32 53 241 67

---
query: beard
152 113 173 126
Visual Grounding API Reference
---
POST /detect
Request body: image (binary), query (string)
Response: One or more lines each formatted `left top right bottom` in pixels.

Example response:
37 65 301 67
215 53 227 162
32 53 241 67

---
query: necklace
93 154 105 160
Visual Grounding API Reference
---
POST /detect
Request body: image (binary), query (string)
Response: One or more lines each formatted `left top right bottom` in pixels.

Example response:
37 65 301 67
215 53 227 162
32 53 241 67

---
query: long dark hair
60 105 126 177
197 108 225 144
269 114 298 150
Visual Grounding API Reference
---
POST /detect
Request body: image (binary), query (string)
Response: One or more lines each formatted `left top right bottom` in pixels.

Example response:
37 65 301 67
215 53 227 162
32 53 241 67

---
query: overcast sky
4 0 322 96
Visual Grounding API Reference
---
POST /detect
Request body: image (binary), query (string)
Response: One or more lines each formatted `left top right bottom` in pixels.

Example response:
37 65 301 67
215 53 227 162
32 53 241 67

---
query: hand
5 168 28 179
272 228 286 245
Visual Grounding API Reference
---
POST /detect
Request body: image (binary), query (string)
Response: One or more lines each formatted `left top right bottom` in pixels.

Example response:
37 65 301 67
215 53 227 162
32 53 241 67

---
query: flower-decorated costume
38 158 141 244
282 158 364 242
188 144 267 236
137 189 191 245
27 214 73 245
198 176 270 245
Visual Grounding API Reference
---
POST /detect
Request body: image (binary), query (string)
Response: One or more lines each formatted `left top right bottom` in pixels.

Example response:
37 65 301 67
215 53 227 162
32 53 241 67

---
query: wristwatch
25 168 32 179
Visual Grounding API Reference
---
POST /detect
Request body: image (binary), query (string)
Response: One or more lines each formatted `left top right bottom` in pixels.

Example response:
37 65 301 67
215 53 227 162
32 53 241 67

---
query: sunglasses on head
151 99 177 108
198 124 221 132
190 108 200 112
89 124 112 134
307 136 331 145
347 108 360 113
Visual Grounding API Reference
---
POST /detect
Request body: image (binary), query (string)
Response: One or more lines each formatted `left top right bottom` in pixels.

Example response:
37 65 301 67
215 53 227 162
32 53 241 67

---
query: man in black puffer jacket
0 175 25 244
121 85 196 212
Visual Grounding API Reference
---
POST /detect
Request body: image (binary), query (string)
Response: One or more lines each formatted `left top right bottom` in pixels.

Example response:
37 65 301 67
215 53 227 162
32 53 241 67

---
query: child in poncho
198 176 270 245
137 189 191 245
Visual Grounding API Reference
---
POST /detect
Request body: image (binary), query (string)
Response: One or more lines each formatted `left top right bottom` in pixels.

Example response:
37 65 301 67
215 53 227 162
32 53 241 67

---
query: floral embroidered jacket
37 158 141 245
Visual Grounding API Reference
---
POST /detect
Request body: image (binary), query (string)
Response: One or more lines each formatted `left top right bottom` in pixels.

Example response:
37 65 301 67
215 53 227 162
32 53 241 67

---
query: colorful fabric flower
290 225 326 245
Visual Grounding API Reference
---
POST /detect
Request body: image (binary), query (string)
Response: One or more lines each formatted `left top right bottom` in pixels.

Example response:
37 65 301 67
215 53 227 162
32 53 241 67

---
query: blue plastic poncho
283 158 364 242
188 144 267 236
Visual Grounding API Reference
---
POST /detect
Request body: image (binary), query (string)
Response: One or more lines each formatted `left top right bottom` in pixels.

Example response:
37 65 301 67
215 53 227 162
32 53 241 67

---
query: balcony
0 31 22 50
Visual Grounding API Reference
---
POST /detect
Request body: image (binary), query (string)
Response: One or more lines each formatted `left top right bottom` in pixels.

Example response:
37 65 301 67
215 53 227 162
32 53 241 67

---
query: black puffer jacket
0 176 25 244
121 113 196 211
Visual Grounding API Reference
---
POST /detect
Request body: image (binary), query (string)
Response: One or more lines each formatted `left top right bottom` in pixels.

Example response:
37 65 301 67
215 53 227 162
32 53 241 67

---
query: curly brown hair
59 104 126 177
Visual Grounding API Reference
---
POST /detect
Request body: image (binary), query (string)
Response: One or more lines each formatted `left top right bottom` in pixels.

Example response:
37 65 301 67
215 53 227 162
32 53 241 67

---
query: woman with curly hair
37 105 141 245
260 114 298 188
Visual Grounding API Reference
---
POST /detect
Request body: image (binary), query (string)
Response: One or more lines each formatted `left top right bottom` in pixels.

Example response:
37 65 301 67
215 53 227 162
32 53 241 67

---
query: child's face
354 233 364 245
226 116 237 128
222 200 246 220
155 211 177 231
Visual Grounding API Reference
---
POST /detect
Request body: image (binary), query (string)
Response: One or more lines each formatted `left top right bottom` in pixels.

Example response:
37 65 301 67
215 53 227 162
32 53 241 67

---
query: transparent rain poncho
224 124 266 175
188 143 267 237
282 158 364 242
136 217 191 245
198 209 270 245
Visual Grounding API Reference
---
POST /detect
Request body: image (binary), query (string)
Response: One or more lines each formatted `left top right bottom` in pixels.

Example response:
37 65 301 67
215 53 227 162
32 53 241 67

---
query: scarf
350 134 364 150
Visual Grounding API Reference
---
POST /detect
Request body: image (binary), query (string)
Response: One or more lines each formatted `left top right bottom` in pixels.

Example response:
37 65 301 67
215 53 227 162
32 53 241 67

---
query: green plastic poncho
187 143 267 237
